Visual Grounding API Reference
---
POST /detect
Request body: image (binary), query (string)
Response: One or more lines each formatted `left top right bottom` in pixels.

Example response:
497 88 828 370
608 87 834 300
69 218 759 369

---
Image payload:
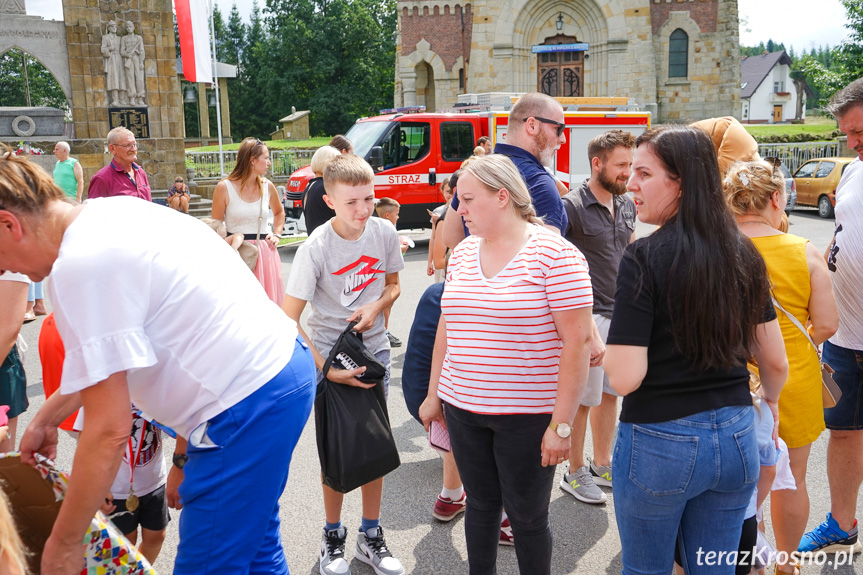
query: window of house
669 29 688 78
458 68 464 91
440 122 474 162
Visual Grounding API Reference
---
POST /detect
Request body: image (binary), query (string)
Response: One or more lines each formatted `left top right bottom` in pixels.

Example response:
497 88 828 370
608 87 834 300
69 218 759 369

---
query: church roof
740 51 792 99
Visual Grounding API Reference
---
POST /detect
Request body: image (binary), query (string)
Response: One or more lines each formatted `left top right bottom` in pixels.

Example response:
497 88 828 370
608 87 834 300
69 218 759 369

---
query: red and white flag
176 0 212 83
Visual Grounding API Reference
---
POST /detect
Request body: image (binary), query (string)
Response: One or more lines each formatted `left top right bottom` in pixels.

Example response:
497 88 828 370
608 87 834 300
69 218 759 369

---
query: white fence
757 141 842 174
186 149 315 179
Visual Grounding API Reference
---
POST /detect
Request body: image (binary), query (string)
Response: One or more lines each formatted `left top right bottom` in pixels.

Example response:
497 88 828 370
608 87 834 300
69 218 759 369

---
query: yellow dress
752 233 825 448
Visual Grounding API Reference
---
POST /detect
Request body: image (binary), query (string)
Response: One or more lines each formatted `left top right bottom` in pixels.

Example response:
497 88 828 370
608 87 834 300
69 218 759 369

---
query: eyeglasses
114 142 138 149
523 116 566 137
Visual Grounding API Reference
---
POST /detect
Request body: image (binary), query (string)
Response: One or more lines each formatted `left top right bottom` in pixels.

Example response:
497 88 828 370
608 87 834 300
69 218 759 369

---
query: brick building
395 0 741 122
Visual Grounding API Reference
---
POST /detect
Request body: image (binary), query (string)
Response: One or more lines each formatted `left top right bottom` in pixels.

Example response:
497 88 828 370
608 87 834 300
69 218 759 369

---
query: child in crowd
376 197 411 348
39 310 169 565
202 217 245 251
427 180 454 282
283 154 405 575
104 412 170 566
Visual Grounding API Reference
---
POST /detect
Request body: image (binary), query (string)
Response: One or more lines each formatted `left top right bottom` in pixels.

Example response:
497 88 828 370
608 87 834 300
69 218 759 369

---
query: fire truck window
441 122 475 162
386 122 431 168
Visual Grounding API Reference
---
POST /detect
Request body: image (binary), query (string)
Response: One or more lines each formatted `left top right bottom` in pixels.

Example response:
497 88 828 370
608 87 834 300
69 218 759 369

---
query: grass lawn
278 236 306 247
188 137 332 152
743 116 839 139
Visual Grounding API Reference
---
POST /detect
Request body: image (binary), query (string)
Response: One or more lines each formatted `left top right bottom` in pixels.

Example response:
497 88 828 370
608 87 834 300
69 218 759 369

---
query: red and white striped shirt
439 227 593 414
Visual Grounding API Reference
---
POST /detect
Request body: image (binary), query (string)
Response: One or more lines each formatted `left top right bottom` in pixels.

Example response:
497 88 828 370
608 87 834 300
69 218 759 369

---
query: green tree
224 4 247 66
263 0 396 137
798 0 863 104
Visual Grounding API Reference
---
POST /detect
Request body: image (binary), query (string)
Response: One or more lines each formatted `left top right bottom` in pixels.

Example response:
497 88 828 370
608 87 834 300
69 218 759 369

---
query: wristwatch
172 453 189 469
549 421 572 438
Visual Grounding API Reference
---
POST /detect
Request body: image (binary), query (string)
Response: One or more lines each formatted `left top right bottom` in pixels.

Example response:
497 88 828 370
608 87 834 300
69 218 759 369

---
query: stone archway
492 0 624 96
415 61 436 112
0 47 70 109
0 13 71 101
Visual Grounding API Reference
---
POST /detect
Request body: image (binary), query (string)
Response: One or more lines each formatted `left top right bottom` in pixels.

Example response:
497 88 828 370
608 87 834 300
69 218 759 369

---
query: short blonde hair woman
725 160 838 575
420 154 593 575
303 146 342 235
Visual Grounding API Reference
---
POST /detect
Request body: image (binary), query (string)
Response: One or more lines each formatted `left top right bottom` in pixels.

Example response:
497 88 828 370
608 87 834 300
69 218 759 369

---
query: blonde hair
310 146 341 177
724 160 786 217
473 146 486 156
0 145 66 214
463 154 542 224
375 197 399 217
323 154 374 190
0 487 29 574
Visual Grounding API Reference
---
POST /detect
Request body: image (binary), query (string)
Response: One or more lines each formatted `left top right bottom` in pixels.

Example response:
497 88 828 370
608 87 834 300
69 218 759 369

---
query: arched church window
669 29 688 78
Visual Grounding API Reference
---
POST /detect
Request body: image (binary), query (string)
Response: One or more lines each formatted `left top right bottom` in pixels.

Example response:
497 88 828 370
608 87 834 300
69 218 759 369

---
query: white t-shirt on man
828 159 863 350
47 197 299 439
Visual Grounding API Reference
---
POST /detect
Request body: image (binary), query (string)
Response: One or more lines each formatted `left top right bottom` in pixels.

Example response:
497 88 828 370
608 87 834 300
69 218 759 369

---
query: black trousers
445 403 556 575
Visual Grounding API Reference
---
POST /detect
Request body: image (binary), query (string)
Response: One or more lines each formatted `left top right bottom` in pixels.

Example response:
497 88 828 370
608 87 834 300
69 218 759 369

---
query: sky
24 0 852 52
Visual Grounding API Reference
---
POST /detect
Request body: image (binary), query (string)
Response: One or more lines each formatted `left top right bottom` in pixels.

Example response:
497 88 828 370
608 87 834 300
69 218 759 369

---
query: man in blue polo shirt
442 92 567 247
87 127 152 201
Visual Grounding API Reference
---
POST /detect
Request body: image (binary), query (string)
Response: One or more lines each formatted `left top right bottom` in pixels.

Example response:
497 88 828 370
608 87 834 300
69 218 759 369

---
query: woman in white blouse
212 137 286 305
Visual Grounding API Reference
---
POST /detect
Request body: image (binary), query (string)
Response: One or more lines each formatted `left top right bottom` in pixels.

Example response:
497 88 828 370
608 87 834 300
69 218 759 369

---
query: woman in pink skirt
212 137 285 305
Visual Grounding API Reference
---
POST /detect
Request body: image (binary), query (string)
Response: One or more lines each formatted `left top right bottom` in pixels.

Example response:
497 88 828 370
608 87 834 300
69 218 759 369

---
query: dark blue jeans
445 403 555 575
823 340 863 430
613 406 757 575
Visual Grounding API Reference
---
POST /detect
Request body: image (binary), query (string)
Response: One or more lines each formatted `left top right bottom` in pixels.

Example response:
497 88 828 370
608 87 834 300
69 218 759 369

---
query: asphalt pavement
14 209 860 575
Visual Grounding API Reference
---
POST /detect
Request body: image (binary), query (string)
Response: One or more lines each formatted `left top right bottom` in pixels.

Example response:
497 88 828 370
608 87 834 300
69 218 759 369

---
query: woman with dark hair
604 125 789 574
212 137 285 305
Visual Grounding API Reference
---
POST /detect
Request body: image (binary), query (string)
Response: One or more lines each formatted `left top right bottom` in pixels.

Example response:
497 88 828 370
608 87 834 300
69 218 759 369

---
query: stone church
395 0 741 122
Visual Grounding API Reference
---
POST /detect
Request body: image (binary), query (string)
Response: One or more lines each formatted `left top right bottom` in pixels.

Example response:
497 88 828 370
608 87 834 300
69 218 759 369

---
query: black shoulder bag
314 321 400 493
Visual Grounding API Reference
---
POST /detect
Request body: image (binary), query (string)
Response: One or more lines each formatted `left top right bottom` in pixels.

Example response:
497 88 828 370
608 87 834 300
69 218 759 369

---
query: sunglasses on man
523 116 566 137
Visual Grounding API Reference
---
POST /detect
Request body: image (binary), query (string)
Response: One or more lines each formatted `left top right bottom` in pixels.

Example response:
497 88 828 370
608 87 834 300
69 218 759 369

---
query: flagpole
209 0 225 176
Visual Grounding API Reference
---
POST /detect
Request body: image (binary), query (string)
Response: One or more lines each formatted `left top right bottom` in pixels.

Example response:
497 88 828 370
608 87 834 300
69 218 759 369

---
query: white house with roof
740 51 811 124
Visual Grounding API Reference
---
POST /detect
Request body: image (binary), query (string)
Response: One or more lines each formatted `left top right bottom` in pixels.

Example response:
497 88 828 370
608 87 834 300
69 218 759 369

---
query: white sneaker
355 526 405 575
320 526 351 575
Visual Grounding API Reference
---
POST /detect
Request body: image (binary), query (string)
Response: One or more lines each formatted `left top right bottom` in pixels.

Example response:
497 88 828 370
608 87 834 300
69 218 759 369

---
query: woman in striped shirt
420 154 594 575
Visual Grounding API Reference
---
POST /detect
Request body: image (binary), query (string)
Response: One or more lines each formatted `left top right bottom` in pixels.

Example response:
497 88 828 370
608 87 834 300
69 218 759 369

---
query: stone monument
61 0 185 192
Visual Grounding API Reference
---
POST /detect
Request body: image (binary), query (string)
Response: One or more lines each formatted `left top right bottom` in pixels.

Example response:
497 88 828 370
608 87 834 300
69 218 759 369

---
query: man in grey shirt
559 130 637 505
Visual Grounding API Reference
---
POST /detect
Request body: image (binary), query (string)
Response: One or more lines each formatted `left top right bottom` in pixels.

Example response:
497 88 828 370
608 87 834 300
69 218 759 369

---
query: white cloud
738 0 849 50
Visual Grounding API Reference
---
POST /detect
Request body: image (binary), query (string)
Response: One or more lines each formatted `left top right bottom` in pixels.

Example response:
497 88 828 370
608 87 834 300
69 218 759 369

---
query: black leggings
445 403 556 575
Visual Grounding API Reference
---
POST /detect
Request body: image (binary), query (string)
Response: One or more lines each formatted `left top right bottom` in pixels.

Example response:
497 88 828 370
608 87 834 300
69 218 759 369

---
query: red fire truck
286 99 651 229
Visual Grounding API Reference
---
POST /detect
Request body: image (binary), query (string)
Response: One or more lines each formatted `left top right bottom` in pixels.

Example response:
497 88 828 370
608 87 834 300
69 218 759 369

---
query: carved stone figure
120 21 146 106
102 20 126 106
0 0 26 14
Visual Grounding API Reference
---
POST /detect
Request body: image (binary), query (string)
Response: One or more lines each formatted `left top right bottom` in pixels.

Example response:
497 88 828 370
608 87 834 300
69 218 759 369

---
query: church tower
395 0 741 123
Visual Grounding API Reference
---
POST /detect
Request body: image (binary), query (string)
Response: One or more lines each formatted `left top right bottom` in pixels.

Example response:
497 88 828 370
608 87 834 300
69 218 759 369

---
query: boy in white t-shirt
104 409 168 565
284 154 405 575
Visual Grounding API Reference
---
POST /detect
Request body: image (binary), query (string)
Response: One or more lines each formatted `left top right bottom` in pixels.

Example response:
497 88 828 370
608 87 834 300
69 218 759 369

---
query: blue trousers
613 406 757 575
174 337 315 575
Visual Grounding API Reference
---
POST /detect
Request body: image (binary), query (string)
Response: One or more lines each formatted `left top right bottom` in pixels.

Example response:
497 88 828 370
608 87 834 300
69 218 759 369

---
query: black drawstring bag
314 321 400 493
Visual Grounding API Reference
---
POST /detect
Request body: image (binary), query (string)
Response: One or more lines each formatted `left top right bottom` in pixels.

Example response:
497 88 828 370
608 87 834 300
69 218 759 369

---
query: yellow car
792 157 855 218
